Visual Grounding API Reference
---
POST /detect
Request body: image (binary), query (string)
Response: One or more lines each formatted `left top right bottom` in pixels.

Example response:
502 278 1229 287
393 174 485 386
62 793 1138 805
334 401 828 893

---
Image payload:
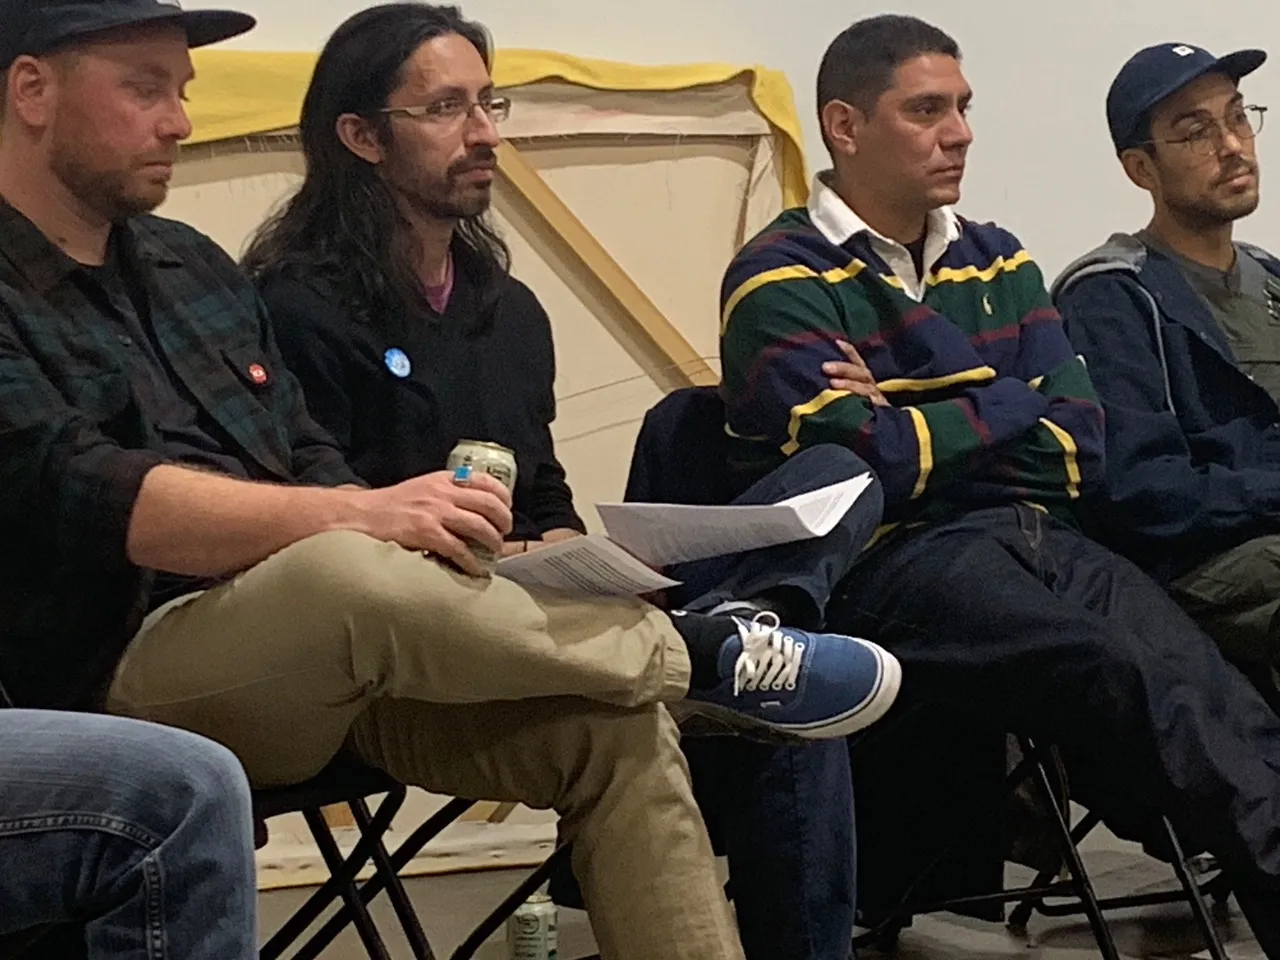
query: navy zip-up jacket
1054 233 1280 581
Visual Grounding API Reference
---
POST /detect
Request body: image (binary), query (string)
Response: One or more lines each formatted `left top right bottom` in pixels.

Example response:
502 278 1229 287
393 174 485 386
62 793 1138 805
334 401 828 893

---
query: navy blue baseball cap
0 0 257 71
1107 43 1267 153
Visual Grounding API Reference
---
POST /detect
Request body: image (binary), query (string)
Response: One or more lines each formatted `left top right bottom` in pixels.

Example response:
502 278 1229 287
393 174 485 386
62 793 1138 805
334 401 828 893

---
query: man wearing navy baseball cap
1056 45 1280 952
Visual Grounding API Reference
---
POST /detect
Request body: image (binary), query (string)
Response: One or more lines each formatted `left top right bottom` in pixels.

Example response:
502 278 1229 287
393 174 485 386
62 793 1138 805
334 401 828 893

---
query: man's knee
546 704 688 815
789 444 876 484
796 444 883 509
263 529 407 607
101 720 253 835
258 529 477 634
177 732 254 817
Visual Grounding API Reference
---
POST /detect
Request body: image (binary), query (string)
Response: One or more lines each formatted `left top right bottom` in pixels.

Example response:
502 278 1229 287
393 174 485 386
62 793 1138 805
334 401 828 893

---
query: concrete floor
257 834 1265 960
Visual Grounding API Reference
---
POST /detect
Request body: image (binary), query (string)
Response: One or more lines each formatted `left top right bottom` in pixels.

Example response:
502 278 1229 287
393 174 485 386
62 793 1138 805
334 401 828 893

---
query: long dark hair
242 3 511 324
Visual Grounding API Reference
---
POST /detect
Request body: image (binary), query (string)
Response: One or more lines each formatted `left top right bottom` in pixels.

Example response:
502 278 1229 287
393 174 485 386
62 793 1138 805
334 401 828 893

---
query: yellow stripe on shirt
781 392 934 499
781 389 851 455
721 259 866 333
928 249 1033 287
905 406 933 499
1038 417 1082 500
878 366 998 395
723 250 1030 334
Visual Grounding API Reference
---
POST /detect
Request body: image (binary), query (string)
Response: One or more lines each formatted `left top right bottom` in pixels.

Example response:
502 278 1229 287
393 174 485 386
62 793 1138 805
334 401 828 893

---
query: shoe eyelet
785 681 797 691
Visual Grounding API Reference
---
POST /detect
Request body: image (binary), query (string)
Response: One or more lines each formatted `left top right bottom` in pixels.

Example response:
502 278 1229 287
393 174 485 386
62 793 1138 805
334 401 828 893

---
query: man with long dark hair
725 14 1280 949
244 6 895 958
0 3 897 958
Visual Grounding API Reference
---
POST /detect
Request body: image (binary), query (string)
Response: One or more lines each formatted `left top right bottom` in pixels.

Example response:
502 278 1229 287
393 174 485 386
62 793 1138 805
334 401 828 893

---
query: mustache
448 148 498 178
1217 160 1258 185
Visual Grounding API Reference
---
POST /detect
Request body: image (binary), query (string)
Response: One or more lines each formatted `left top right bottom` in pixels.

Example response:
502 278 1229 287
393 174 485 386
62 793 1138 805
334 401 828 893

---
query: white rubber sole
684 639 904 742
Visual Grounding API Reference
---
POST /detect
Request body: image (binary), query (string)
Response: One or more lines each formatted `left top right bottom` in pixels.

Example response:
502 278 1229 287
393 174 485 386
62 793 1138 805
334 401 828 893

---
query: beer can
506 893 558 960
447 439 517 571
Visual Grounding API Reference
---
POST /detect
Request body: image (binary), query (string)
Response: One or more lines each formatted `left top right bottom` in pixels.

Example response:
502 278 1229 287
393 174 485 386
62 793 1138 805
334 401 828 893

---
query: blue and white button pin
384 347 412 378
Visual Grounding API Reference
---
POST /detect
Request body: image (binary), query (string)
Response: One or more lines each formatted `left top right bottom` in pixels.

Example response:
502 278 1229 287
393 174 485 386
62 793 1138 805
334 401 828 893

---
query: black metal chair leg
1161 817 1230 960
450 844 574 960
303 807 393 960
260 788 406 960
1009 809 1106 929
1023 738 1120 960
292 797 477 954
352 796 437 960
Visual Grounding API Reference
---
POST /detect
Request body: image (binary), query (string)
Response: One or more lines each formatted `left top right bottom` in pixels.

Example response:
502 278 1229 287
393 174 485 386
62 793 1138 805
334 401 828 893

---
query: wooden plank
459 801 504 822
458 800 518 823
321 803 356 828
495 140 719 389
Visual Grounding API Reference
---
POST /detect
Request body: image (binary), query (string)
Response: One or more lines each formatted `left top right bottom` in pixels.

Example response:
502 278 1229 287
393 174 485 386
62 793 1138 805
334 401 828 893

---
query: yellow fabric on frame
186 48 811 207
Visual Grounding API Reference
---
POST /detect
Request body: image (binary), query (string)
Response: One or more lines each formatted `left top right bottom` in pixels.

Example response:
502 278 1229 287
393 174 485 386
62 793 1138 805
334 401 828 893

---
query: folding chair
253 759 576 960
1006 809 1232 960
847 727 1232 960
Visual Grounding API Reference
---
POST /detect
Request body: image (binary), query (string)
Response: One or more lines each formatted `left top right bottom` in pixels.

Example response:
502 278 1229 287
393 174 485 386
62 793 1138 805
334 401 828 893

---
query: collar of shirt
1133 227 1243 292
807 170 961 300
0 200 184 296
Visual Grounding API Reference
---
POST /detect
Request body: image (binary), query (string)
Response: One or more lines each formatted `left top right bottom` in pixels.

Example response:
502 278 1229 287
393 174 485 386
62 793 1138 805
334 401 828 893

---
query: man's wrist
307 484 379 539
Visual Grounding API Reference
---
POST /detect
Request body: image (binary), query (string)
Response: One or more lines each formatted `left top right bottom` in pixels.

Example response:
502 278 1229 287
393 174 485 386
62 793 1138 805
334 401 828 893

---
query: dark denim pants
831 504 1280 948
551 443 882 960
675 450 885 960
675 444 882 960
0 710 257 959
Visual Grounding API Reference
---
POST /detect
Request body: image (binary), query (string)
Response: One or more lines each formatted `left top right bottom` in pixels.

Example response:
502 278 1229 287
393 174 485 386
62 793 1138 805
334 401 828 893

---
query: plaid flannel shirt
0 202 360 709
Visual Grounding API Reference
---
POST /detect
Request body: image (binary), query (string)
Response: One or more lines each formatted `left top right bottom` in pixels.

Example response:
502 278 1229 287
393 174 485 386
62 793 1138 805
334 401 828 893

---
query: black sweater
258 254 585 541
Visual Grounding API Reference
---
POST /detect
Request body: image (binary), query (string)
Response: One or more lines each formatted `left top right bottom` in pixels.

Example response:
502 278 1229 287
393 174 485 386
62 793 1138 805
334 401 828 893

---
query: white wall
218 0 1280 279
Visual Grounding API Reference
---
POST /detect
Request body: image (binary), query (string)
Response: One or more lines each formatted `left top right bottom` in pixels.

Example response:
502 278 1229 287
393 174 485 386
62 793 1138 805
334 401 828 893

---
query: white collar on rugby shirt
807 170 961 300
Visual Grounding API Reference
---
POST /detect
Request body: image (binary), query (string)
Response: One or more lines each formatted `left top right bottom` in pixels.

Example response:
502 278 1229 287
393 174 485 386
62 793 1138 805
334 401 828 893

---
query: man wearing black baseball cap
1055 45 1280 952
0 4 262 956
0 0 256 67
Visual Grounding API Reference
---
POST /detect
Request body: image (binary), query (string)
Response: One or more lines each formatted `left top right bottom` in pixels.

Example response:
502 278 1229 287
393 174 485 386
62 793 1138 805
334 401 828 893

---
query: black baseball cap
0 0 257 71
1107 43 1267 153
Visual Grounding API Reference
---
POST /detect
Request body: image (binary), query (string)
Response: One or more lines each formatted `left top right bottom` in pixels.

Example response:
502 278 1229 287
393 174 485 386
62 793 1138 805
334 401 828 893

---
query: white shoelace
733 611 804 696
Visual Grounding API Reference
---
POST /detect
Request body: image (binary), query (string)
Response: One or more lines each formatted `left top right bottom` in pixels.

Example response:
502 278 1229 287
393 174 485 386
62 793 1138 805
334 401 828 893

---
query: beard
388 145 497 221
1167 160 1262 229
49 120 170 222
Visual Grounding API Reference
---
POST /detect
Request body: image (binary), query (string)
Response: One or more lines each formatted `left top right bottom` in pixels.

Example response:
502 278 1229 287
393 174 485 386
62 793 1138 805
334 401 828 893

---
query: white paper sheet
496 534 680 597
594 473 875 567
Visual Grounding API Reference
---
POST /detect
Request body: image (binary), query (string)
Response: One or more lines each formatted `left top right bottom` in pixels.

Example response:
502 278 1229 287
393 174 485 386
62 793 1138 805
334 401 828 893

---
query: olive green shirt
1137 228 1280 402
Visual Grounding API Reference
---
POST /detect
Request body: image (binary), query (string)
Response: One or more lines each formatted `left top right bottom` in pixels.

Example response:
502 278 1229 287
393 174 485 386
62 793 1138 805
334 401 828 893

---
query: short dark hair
1132 111 1156 155
817 15 961 119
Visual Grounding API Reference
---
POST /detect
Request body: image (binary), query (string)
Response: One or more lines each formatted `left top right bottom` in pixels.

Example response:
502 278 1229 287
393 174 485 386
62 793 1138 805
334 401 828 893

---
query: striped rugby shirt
719 174 1105 527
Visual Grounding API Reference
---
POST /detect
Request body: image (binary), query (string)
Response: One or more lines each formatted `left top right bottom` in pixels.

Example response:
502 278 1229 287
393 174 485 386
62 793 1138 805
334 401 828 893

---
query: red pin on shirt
248 362 269 386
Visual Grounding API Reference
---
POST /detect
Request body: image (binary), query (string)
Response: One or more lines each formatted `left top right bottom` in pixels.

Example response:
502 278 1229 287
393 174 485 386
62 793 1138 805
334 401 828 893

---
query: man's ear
821 99 864 159
5 56 60 130
1120 146 1159 193
335 112 385 165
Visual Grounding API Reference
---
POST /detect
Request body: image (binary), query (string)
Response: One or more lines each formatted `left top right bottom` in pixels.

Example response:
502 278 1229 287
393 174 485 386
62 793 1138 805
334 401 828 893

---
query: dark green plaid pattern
0 202 359 709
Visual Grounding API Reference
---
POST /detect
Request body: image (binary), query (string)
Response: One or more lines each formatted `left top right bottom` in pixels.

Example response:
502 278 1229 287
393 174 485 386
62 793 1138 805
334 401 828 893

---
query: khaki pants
1170 534 1280 709
108 530 745 960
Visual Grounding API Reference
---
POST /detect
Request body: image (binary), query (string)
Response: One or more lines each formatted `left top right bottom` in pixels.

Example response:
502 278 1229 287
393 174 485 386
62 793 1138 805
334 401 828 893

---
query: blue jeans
0 710 257 960
674 445 881 960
